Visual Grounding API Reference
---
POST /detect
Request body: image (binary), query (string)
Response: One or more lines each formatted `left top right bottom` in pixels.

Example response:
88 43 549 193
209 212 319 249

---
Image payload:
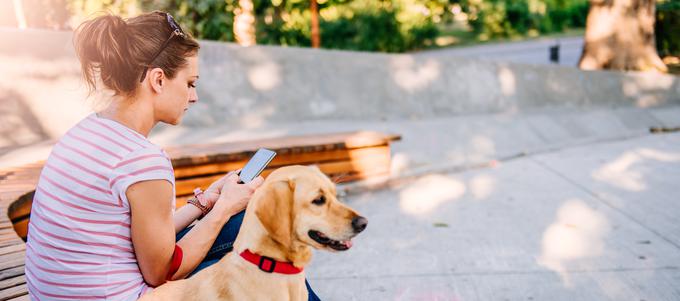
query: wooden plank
174 150 391 196
166 131 399 167
8 294 29 301
0 245 24 257
0 252 24 271
0 233 19 243
0 275 25 293
0 240 23 250
173 146 390 179
0 267 24 282
0 283 27 301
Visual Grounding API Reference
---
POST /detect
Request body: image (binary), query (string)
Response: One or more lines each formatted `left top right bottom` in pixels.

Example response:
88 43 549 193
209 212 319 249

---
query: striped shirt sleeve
109 146 175 208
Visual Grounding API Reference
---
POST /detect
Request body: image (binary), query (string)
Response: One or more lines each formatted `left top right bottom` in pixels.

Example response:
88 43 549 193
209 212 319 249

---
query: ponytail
74 14 138 95
73 12 200 97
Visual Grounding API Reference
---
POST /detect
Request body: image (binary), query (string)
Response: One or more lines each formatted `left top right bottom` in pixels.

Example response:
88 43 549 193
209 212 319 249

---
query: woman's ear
149 67 165 94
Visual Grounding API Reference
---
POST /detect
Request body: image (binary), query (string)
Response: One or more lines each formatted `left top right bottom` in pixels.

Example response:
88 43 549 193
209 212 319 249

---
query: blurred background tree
4 0 678 60
578 0 669 72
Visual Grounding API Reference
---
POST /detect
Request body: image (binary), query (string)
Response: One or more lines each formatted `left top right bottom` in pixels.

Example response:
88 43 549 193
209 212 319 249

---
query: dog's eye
312 196 326 206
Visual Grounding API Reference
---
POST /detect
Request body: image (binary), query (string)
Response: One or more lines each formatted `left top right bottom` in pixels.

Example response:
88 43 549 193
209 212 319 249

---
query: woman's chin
164 116 182 125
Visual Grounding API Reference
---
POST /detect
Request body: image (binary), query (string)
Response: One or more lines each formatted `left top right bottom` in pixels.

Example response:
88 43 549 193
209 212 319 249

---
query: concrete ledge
1 28 679 144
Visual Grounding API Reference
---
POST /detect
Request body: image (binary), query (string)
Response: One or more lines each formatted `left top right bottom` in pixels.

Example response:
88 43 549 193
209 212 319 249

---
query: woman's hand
208 172 264 218
202 170 238 207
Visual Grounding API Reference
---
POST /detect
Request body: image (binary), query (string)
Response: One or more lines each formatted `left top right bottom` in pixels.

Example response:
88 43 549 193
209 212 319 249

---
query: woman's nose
189 89 198 103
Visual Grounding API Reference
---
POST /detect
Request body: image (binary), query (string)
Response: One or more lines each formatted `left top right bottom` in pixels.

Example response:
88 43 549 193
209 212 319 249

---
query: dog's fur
139 165 366 301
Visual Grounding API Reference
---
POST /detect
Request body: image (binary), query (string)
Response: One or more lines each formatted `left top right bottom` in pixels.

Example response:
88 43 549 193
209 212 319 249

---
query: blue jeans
176 210 321 301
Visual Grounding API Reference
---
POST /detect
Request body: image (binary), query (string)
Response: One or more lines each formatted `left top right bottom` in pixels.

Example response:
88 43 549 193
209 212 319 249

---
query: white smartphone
238 148 277 184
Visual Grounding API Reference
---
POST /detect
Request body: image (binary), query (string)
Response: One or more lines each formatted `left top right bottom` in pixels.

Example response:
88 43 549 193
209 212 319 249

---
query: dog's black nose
352 216 368 233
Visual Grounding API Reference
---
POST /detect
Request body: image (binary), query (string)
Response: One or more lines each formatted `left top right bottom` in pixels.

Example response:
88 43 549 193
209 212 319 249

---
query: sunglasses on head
139 13 186 82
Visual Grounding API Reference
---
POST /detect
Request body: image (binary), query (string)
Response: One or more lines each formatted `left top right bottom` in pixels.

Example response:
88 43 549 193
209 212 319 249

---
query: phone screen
238 148 277 184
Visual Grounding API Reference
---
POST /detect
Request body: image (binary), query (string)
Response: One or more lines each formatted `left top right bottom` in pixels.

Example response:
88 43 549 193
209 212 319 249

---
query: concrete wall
1 28 679 151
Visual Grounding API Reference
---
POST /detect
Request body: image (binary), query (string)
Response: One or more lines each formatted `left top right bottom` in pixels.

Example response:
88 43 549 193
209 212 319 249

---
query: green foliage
320 8 407 52
254 0 438 52
150 0 236 41
32 0 591 53
462 0 588 40
656 0 680 56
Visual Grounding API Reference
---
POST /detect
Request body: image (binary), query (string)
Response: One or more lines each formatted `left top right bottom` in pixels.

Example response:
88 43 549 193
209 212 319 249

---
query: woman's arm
128 180 176 287
173 172 233 233
171 173 263 279
173 204 202 233
129 179 230 286
128 173 263 286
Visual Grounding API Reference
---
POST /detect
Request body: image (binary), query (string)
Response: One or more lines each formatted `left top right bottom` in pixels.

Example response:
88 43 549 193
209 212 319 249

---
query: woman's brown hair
74 11 200 96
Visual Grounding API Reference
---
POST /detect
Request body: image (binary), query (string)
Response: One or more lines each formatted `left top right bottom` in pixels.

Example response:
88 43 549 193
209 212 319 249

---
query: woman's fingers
247 176 264 189
210 170 240 192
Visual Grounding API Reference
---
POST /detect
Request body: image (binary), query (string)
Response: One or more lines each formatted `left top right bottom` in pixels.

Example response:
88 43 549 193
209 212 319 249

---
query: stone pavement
1 102 678 301
306 131 680 301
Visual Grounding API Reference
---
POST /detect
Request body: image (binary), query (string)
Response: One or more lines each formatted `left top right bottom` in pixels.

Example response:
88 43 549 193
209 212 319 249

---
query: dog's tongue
342 240 353 249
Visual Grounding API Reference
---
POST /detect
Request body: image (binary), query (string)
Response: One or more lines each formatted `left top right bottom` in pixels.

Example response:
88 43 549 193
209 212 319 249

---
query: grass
423 21 585 50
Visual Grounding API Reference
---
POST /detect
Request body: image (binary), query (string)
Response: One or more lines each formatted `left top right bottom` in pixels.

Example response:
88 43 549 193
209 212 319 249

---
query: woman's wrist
186 188 214 218
208 198 239 220
201 206 231 226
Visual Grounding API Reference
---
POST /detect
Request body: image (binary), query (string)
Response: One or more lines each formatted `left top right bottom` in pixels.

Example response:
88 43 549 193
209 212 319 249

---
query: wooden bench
0 131 400 300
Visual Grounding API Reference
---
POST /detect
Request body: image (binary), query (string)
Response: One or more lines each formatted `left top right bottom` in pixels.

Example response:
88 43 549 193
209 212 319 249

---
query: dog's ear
255 179 295 248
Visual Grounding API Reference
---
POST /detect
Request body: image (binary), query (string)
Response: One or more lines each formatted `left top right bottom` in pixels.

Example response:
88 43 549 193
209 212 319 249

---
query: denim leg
175 210 322 300
306 279 321 301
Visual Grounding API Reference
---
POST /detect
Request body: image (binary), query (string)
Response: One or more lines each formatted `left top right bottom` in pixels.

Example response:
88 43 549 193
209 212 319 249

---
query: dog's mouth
308 230 353 251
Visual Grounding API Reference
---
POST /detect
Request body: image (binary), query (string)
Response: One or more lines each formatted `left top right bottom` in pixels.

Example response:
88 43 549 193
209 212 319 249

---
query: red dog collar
240 249 303 274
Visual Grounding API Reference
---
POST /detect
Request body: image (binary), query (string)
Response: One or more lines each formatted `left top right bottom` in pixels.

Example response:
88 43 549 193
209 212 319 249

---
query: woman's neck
98 95 156 137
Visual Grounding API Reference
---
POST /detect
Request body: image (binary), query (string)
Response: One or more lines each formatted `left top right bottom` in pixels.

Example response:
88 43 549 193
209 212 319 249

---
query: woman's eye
312 196 326 206
188 83 196 88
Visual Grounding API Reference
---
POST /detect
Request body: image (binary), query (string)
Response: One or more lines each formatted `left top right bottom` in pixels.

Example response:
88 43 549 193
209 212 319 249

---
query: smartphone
238 148 277 184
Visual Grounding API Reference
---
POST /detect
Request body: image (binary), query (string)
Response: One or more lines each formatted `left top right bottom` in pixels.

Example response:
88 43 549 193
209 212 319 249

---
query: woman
24 11 320 300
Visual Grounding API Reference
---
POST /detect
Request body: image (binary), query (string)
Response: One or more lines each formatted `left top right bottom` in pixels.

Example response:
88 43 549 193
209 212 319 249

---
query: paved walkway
1 104 677 300
307 131 680 301
418 36 584 67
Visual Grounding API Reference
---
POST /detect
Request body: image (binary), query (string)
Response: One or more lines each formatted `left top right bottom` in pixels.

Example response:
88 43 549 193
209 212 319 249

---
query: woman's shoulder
53 113 170 168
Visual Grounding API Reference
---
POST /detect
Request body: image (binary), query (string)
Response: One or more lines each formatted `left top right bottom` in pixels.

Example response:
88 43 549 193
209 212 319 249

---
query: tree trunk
310 0 320 48
234 0 256 46
579 0 667 72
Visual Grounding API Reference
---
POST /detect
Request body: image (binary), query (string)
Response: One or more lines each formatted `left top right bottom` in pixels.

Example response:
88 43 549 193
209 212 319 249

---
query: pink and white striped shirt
25 113 175 300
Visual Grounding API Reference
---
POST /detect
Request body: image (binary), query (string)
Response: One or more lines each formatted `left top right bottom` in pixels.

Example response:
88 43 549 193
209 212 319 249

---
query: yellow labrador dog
140 165 368 300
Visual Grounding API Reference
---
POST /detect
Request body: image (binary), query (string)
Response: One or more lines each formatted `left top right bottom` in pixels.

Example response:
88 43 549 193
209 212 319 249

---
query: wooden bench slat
0 130 400 299
174 150 391 196
0 245 24 257
0 233 20 243
0 240 23 250
0 276 26 294
0 283 27 301
7 294 29 301
166 131 399 167
173 145 390 179
0 267 24 282
0 252 25 271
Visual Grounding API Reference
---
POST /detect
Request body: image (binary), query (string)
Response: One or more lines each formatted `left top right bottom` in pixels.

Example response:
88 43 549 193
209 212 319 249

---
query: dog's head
253 165 367 252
